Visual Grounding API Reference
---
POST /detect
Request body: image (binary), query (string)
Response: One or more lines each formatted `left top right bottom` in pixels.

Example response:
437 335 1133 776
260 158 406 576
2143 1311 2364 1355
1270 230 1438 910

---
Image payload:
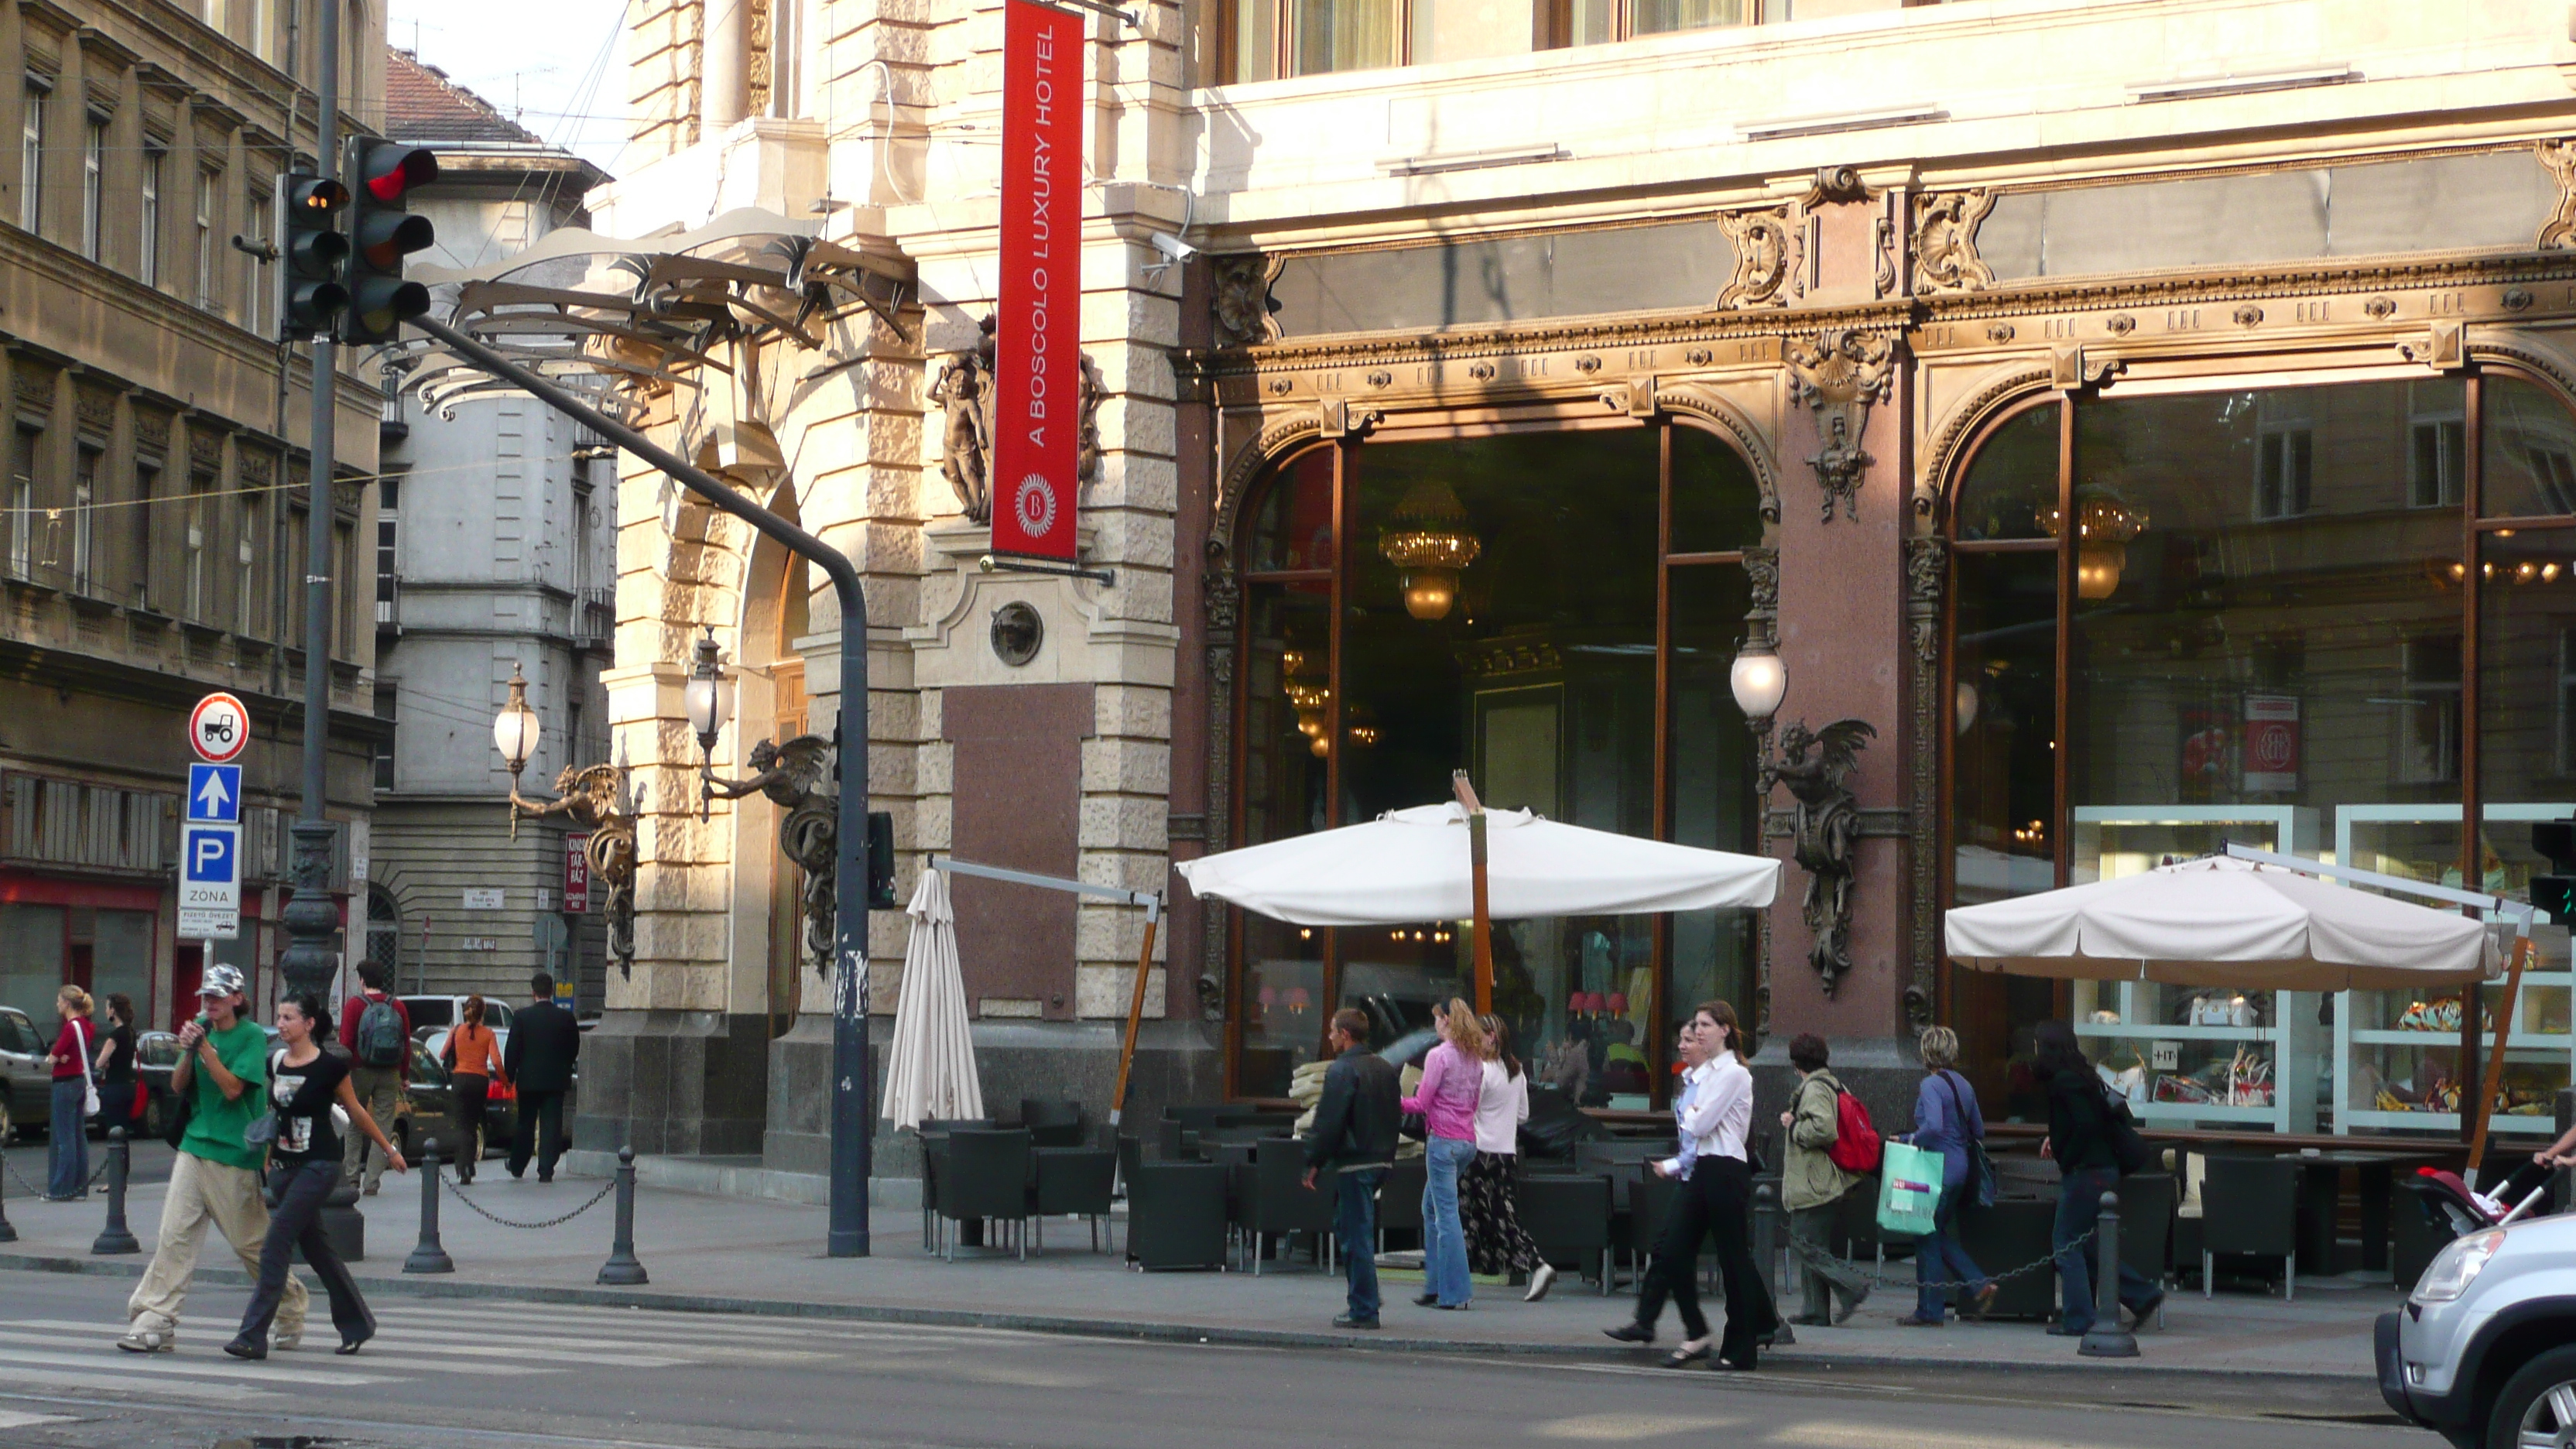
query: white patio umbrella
882 869 983 1131
1944 854 2503 992
1173 800 1780 925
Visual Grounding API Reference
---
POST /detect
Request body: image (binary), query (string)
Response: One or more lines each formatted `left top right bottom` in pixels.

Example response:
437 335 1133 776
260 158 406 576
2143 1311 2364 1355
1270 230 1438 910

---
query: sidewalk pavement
0 1163 2388 1379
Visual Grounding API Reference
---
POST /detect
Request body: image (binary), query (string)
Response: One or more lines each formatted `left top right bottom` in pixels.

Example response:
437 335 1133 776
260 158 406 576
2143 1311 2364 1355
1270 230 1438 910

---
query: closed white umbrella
1944 854 2502 991
1173 801 1780 925
882 869 983 1131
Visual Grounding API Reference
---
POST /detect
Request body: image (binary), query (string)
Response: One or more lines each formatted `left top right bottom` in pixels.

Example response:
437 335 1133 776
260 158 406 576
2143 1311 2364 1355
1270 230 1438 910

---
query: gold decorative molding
1650 381 1783 524
2540 139 2576 251
1917 363 2054 519
1715 207 1797 310
1211 254 1284 348
1912 190 1995 294
1785 328 1898 523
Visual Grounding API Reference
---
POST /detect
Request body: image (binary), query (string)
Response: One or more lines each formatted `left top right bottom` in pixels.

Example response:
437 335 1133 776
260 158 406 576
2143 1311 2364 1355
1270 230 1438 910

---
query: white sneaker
271 1328 303 1351
116 1326 173 1354
1525 1263 1558 1302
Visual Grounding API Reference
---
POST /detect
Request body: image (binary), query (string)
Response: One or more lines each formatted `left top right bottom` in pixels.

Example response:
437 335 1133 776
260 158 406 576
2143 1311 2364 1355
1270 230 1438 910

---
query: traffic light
338 140 438 345
2534 821 2576 923
278 173 350 341
866 810 897 910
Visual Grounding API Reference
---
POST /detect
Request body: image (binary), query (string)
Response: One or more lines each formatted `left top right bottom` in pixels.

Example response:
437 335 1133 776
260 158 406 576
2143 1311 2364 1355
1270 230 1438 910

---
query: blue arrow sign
187 763 242 824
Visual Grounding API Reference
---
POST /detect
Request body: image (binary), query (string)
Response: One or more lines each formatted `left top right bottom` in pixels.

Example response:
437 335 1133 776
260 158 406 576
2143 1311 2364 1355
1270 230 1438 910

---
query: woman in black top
2034 1020 2160 1337
227 994 406 1360
94 993 139 1140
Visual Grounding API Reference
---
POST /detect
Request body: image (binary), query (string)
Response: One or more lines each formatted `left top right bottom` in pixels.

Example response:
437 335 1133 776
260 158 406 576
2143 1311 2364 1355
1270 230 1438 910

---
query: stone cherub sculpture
701 735 841 973
1763 718 1877 997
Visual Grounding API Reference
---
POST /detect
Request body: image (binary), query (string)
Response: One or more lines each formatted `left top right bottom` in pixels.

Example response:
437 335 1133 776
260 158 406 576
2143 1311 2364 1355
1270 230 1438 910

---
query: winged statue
1763 718 1877 996
701 735 841 974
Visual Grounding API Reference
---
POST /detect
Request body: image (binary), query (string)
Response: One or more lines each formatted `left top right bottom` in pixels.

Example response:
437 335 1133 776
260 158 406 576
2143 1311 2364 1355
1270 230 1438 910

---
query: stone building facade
553 0 2576 1173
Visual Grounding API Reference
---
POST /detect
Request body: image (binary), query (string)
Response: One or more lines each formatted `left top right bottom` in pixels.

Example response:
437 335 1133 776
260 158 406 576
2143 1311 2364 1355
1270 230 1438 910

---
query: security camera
1149 231 1198 264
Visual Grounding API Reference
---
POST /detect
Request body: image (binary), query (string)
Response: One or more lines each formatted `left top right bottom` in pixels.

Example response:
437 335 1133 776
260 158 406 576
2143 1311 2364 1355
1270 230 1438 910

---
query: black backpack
2096 1081 2155 1177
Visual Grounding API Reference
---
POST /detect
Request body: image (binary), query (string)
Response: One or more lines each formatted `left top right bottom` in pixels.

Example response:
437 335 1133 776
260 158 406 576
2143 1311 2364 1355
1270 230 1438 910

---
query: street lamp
683 628 737 816
1729 642 1788 722
492 659 640 979
494 663 541 837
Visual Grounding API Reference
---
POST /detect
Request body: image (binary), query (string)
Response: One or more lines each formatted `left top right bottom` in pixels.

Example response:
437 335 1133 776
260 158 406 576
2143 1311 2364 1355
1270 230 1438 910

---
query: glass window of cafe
1946 370 2576 1139
1231 422 1766 1102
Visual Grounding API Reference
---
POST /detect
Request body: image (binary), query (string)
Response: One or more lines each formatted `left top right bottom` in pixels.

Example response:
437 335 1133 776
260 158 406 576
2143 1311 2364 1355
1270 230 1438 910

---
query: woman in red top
43 985 96 1201
441 995 508 1183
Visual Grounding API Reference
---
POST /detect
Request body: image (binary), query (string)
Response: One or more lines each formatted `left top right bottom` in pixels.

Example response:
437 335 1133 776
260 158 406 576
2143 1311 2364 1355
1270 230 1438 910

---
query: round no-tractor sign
188 692 250 764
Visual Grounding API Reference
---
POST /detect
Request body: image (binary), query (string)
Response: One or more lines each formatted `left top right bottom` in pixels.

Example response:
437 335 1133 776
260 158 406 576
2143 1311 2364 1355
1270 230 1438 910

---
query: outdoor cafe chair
1518 1171 1614 1295
939 1127 1035 1262
1128 1160 1230 1272
1019 1098 1088 1148
1231 1146 1334 1274
2201 1155 2302 1300
1030 1146 1118 1253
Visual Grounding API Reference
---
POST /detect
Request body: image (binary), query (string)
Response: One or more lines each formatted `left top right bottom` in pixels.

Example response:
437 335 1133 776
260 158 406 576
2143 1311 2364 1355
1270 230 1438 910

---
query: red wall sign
564 832 593 914
991 0 1084 561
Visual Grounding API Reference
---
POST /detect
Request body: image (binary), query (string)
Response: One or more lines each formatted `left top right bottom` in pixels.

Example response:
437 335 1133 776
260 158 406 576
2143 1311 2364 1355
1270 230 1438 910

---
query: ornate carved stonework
1212 253 1283 348
133 410 170 459
238 450 274 489
12 363 53 415
1903 536 1946 1035
1804 165 1871 207
2540 139 2576 251
1651 382 1783 524
1762 718 1876 997
1917 365 2051 519
745 0 773 118
1459 636 1563 677
1715 207 1797 310
1785 328 1897 522
930 315 1103 524
187 423 223 474
1913 190 1995 293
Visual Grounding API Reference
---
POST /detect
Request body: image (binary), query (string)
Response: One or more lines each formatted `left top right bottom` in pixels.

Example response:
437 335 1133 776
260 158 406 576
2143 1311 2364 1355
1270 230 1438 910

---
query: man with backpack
338 963 412 1197
1777 1033 1872 1326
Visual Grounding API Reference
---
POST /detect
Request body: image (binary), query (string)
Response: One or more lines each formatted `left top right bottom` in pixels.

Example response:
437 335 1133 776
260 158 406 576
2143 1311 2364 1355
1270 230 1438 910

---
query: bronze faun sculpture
701 735 841 975
507 762 639 978
1763 718 1876 997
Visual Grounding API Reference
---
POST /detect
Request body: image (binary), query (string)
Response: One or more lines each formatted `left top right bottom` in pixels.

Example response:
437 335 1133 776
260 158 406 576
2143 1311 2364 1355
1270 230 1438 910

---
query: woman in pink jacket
1402 999 1488 1310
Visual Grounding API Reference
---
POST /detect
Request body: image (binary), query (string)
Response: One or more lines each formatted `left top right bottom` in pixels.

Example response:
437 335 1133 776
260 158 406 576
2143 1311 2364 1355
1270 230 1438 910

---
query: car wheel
2486 1342 2576 1449
0 1097 12 1146
143 1094 165 1141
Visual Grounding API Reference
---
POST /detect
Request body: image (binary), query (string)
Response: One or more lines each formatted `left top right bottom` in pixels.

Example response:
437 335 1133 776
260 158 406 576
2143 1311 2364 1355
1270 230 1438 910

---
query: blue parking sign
179 823 240 940
184 826 235 882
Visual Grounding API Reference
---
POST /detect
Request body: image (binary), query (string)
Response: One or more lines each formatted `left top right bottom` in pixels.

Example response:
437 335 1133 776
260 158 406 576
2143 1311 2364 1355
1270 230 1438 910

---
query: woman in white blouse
1460 1016 1555 1301
1606 1000 1780 1368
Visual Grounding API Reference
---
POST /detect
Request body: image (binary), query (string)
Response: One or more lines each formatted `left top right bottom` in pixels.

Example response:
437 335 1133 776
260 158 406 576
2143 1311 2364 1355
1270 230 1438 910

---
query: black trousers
452 1076 490 1180
509 1089 566 1179
1634 1156 1777 1362
238 1159 372 1346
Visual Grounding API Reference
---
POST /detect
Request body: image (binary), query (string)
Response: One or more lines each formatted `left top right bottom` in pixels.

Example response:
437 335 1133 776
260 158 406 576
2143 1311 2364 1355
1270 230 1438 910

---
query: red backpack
1826 1086 1882 1173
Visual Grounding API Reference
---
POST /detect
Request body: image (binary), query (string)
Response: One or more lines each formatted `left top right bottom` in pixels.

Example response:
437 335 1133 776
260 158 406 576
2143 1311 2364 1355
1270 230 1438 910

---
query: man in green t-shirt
119 966 307 1353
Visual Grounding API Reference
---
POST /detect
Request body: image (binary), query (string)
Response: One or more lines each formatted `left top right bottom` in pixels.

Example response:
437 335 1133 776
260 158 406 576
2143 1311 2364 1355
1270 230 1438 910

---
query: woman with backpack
1778 1033 1871 1325
1892 1026 1995 1327
2035 1019 2163 1336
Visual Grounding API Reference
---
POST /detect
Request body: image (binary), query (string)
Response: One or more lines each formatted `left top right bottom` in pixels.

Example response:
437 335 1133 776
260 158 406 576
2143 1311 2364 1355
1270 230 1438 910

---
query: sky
384 0 634 176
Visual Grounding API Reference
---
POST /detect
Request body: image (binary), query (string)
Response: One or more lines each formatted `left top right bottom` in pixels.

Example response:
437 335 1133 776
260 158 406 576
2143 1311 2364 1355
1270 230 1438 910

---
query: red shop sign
564 832 593 914
991 0 1084 562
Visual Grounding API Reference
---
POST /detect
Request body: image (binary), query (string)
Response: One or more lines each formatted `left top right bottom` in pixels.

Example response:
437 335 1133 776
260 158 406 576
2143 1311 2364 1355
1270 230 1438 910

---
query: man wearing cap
120 965 307 1353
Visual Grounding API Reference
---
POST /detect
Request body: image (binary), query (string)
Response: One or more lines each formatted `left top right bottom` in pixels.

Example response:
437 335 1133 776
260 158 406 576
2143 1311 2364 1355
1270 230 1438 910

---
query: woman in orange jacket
442 995 508 1183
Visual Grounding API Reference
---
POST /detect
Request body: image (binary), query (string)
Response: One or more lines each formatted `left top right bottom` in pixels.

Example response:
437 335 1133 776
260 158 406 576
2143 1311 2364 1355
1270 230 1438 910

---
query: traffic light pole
279 0 341 1009
411 314 874 1256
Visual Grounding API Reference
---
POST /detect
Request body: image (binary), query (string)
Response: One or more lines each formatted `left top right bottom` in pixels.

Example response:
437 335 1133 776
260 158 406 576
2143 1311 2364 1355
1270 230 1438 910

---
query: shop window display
1947 371 2576 1139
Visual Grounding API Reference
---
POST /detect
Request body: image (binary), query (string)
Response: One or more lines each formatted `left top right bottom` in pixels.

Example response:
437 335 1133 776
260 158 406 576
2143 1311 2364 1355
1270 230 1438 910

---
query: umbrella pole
1454 771 1495 1015
1110 900 1161 1131
2467 933 2532 1181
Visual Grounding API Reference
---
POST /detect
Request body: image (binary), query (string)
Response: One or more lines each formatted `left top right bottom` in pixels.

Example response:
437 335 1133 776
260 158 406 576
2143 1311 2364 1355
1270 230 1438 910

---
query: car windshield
0 1010 39 1055
137 1034 180 1067
405 999 453 1029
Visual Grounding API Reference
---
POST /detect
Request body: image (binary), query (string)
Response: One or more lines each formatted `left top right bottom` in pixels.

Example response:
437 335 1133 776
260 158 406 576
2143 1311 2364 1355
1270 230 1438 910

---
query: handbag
2098 1081 2154 1177
242 1050 285 1147
1875 1138 1943 1236
70 1019 101 1119
1938 1071 1997 1209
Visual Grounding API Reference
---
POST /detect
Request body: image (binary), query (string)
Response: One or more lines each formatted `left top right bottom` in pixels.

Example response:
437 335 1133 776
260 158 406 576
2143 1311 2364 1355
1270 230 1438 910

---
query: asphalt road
0 1269 2431 1449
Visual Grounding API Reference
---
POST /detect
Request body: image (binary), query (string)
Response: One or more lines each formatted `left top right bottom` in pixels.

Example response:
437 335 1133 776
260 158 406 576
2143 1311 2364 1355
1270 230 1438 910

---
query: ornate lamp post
491 661 640 978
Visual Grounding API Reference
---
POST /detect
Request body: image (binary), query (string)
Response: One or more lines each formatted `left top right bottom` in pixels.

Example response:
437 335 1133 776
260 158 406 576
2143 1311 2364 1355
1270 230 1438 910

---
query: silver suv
2381 1214 2576 1448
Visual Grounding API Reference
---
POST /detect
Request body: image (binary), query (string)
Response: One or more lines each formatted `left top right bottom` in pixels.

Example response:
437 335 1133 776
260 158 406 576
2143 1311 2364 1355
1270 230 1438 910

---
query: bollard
405 1138 454 1274
0 1125 16 1245
1752 1179 1792 1346
2079 1190 2139 1358
597 1145 648 1286
90 1127 138 1255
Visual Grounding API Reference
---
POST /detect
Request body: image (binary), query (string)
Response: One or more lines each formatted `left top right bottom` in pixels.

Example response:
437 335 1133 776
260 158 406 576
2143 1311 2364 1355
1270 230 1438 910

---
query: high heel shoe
334 1327 375 1356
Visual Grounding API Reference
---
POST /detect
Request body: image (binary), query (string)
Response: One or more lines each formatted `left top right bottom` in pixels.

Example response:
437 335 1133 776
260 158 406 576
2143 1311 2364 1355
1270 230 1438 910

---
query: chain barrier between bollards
4 1146 112 1200
1786 1223 2095 1293
90 1127 138 1255
597 1145 648 1286
2079 1190 2141 1358
405 1137 455 1274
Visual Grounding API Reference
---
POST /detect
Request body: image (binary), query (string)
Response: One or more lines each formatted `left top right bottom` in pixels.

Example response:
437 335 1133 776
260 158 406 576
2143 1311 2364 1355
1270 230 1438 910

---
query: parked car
393 1030 526 1163
2380 1212 2576 1448
0 1005 50 1142
133 1031 186 1140
399 995 516 1037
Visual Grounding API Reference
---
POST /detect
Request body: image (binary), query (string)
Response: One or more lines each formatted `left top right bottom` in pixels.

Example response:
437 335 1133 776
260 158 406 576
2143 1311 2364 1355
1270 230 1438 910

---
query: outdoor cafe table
2273 1149 2439 1277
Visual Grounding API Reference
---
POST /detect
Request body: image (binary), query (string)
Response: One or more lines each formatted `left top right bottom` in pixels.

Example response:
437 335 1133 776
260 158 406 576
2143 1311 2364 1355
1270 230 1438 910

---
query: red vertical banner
992 0 1085 560
564 832 593 913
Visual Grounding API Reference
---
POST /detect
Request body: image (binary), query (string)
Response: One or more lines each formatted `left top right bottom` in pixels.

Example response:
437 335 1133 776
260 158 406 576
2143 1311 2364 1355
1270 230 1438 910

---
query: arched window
1229 420 1767 1099
1944 368 2576 1139
363 885 402 988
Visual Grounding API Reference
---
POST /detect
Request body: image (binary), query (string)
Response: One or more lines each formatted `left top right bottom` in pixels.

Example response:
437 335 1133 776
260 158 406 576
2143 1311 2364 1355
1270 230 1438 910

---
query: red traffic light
354 210 435 271
357 143 438 204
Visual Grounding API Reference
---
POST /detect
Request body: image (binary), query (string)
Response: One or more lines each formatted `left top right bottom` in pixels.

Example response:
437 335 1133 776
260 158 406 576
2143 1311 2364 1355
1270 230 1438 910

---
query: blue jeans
1423 1136 1476 1307
1915 1183 1989 1321
1335 1166 1387 1321
47 1077 87 1198
2054 1165 2157 1332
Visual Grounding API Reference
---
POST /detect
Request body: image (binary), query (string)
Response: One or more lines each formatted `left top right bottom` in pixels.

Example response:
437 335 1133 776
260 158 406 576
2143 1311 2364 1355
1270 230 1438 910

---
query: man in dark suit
502 972 581 1183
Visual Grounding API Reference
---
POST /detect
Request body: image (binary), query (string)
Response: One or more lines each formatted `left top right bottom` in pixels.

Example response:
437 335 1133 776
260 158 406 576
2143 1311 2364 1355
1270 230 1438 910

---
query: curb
0 1249 2370 1382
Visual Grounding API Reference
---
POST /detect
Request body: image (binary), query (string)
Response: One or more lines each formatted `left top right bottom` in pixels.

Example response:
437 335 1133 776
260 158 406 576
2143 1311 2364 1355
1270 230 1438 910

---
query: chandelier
1280 649 1332 758
1378 478 1482 621
2039 491 2150 601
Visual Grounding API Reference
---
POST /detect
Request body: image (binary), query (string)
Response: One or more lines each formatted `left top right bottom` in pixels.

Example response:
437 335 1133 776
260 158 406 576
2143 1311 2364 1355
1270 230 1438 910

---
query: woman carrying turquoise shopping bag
1889 1026 1997 1326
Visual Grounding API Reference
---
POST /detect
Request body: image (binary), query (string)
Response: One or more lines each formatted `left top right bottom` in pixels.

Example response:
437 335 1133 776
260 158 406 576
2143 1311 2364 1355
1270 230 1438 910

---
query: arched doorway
738 500 813 1039
1227 420 1769 1101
